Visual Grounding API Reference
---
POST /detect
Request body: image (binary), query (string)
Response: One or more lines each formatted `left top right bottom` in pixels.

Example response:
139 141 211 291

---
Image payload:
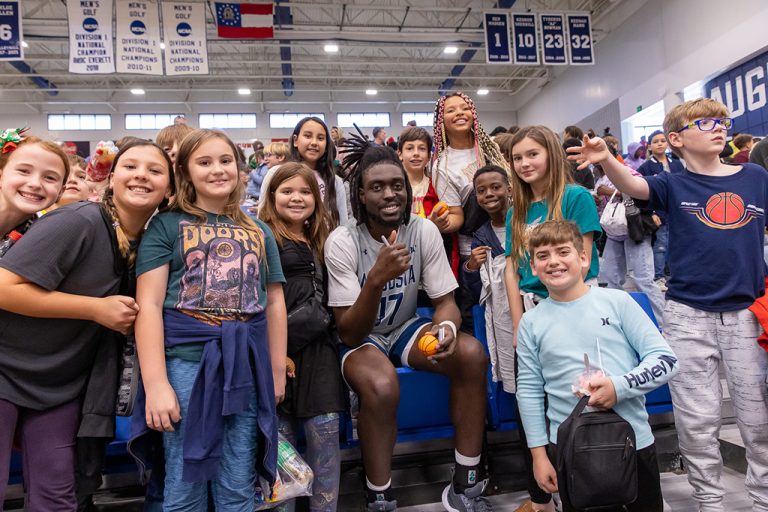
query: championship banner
0 1 23 61
511 13 539 65
483 10 511 64
539 13 567 65
566 13 595 65
162 2 209 76
67 0 115 73
116 0 163 75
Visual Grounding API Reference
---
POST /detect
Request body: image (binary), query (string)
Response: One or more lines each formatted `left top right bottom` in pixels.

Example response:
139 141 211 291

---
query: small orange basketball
418 334 440 356
433 201 449 216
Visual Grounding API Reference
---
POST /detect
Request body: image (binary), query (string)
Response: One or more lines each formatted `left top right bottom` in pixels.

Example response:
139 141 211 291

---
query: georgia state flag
215 2 274 39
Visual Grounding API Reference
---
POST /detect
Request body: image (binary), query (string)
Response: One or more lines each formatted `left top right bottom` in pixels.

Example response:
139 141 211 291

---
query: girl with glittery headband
0 129 70 258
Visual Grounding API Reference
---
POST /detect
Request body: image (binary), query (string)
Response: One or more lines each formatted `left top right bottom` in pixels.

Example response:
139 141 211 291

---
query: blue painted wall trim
275 1 294 97
9 61 58 96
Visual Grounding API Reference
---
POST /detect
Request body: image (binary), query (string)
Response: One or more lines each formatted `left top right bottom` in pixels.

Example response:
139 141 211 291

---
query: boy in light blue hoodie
516 220 678 512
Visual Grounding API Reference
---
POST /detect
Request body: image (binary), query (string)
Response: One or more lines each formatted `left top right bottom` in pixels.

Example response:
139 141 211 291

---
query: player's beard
367 203 404 230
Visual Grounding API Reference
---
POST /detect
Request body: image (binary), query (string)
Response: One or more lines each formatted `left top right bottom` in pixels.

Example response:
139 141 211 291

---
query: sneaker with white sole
442 480 492 512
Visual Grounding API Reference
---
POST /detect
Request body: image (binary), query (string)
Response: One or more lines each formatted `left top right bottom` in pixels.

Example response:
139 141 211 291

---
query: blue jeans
601 236 665 328
274 413 341 512
163 358 260 512
652 224 668 280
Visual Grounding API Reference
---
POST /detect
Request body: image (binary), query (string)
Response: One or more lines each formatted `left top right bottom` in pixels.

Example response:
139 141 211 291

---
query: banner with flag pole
214 2 274 39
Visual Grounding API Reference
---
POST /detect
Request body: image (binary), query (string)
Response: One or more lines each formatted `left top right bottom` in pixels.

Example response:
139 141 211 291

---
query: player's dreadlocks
340 125 413 227
431 92 508 191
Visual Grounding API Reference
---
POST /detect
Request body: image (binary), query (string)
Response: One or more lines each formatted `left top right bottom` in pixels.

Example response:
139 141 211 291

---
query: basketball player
570 98 768 512
325 137 491 512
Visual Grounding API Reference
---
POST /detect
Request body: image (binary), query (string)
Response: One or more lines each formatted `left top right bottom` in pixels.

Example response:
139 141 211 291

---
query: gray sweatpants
664 300 768 512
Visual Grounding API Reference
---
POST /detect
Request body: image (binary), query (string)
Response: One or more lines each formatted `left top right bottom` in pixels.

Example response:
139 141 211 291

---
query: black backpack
556 395 638 510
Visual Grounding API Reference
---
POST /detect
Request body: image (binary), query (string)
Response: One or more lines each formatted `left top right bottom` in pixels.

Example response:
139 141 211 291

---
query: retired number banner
116 0 163 75
0 1 23 61
67 0 115 73
162 2 209 76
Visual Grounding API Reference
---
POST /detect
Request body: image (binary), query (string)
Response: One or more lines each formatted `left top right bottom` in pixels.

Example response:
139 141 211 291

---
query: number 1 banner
539 13 567 65
566 13 595 65
0 0 22 61
483 10 511 64
511 13 539 65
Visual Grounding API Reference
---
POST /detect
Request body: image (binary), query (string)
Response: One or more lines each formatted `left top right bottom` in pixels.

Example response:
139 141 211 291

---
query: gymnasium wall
514 0 768 132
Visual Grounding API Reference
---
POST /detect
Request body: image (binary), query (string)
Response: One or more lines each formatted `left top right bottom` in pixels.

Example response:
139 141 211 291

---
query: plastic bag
254 434 314 510
599 190 628 237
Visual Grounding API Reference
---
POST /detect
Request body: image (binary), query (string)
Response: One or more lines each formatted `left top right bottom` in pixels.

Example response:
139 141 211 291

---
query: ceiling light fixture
444 45 458 54
130 88 145 95
477 88 489 96
324 44 339 53
238 88 251 95
365 89 377 96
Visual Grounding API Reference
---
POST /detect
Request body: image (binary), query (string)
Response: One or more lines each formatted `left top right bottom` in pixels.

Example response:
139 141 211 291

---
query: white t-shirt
432 147 479 208
410 176 430 217
492 224 506 248
433 147 481 256
325 216 458 335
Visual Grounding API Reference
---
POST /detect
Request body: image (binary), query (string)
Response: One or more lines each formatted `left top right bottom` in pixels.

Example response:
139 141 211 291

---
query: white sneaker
655 277 668 292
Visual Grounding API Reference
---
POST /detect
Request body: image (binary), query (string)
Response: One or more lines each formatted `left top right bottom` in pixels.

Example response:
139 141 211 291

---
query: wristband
439 320 457 338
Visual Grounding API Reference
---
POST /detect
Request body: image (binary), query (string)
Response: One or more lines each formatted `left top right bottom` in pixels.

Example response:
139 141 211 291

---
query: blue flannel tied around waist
160 309 277 484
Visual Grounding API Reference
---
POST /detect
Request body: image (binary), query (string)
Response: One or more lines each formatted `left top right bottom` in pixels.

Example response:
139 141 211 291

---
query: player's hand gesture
370 230 411 286
566 135 612 170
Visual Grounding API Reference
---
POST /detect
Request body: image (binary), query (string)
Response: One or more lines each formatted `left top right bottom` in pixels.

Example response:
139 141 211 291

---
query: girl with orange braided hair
432 92 509 331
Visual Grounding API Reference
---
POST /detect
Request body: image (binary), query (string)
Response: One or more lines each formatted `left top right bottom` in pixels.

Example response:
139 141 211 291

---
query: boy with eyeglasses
569 97 768 512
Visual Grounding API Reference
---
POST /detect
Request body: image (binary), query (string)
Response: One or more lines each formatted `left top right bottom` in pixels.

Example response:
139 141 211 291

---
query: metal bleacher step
337 433 529 511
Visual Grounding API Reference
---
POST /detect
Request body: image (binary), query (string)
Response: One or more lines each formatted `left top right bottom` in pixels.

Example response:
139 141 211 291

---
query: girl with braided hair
432 92 509 333
0 139 174 509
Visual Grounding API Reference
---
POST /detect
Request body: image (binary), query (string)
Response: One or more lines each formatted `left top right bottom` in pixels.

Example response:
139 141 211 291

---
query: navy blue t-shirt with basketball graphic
645 163 768 312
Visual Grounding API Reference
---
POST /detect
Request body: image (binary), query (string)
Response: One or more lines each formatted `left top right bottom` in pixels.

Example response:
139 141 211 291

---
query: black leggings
514 352 552 505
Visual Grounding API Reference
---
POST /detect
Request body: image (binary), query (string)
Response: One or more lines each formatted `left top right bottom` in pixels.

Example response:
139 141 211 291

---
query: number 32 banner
566 13 594 65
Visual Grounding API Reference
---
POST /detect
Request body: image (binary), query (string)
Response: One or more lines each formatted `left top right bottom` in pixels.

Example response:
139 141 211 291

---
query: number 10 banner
483 11 512 64
511 13 539 65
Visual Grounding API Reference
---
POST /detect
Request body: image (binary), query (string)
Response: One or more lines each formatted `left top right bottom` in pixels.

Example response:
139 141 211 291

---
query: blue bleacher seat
476 291 674 433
